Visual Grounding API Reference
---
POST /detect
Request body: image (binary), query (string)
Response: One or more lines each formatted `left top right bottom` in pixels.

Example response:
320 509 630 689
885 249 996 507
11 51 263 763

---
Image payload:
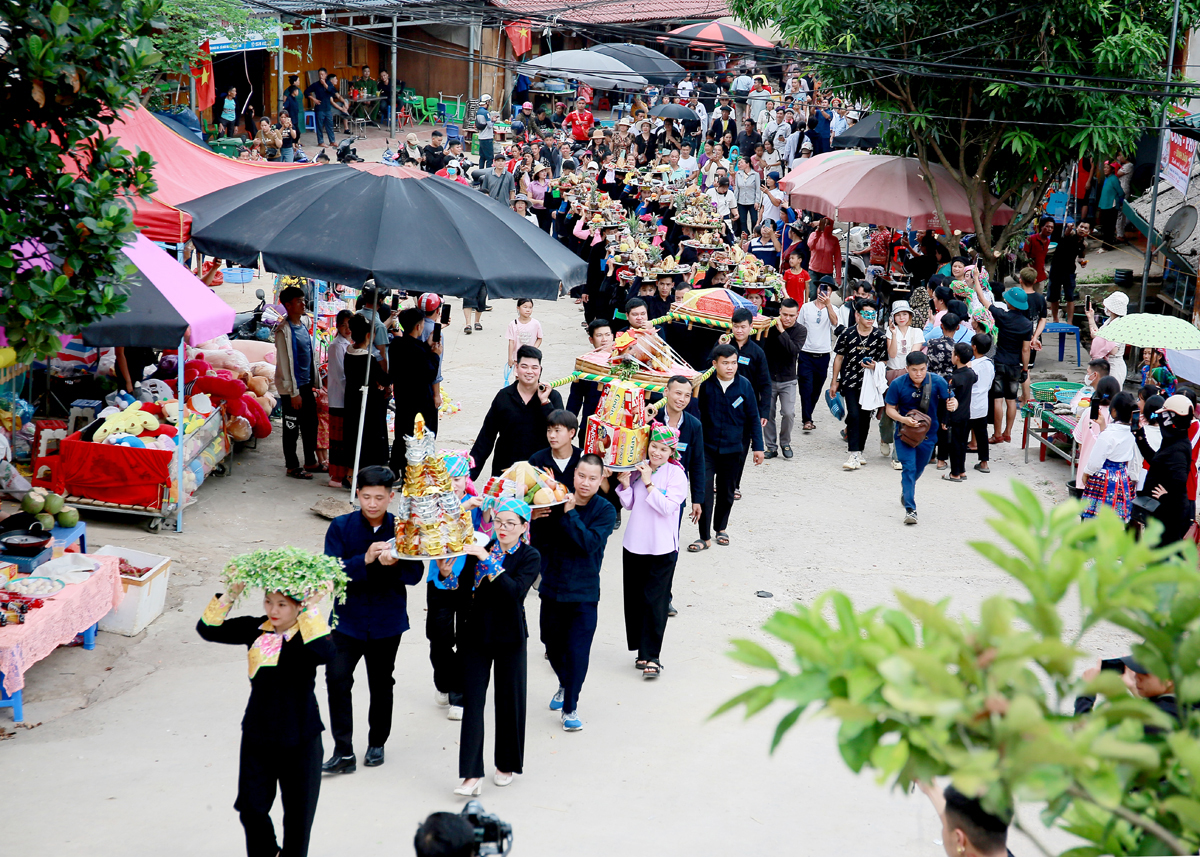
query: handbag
885 368 906 383
897 376 933 447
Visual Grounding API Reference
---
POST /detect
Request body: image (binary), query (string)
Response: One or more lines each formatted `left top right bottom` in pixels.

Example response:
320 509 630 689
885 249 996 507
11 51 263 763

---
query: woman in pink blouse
615 425 688 680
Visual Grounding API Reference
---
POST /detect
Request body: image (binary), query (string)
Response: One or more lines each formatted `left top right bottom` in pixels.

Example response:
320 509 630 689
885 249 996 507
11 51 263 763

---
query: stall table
0 555 123 722
1021 403 1080 478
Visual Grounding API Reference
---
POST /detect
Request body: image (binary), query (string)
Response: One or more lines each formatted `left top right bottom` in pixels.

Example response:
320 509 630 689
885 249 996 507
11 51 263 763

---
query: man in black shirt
762 298 807 459
1048 221 1090 324
469 345 563 478
980 286 1033 443
304 67 335 146
708 105 736 144
422 130 447 174
698 75 721 116
729 307 770 497
735 118 762 155
1017 266 1047 404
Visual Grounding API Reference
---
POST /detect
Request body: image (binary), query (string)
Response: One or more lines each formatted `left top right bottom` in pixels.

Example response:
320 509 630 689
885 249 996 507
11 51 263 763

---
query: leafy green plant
718 483 1200 856
139 0 252 108
0 0 161 362
728 0 1200 272
223 547 349 607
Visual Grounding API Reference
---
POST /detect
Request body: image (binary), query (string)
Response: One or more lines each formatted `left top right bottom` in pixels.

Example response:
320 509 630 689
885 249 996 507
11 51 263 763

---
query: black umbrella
591 43 685 86
650 103 698 121
831 112 890 150
177 163 585 298
153 110 213 151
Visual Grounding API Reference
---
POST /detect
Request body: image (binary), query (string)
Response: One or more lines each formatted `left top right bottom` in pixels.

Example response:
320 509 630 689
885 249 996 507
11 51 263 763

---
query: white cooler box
94 545 172 636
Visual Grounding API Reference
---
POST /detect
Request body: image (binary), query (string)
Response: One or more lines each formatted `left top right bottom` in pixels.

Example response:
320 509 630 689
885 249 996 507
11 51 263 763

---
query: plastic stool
1043 322 1082 366
68 399 102 434
0 675 22 723
304 111 316 131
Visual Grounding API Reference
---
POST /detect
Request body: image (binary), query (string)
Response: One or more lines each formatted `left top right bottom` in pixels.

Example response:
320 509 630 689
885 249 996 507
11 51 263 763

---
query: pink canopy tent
778 154 1015 232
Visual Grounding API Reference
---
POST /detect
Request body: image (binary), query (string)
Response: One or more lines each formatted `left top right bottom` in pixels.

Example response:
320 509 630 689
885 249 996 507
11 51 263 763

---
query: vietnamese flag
505 20 533 56
192 40 215 111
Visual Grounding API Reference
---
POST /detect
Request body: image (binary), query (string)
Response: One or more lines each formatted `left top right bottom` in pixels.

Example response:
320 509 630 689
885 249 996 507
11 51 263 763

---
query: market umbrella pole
348 304 377 505
175 335 186 533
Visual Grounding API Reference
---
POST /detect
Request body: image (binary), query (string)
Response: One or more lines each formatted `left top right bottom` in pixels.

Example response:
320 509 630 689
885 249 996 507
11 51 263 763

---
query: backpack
475 108 488 131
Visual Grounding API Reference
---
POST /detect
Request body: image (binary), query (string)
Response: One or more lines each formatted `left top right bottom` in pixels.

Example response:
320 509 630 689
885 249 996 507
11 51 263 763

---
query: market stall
0 554 123 723
24 234 237 532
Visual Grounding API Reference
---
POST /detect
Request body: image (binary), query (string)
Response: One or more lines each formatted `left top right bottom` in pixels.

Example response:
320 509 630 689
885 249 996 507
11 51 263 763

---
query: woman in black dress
440 497 540 796
342 314 390 471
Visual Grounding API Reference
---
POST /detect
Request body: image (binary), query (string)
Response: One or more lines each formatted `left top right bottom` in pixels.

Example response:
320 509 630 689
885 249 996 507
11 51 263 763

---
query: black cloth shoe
667 600 678 618
782 445 793 459
764 449 778 459
364 746 385 767
322 753 356 774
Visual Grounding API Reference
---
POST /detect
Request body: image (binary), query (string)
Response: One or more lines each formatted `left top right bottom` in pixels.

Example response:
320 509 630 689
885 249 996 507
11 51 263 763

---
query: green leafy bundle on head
223 547 348 605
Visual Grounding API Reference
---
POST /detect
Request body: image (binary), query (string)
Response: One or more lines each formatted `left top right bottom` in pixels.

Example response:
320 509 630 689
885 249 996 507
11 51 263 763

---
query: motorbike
381 139 400 166
337 135 364 164
230 288 270 341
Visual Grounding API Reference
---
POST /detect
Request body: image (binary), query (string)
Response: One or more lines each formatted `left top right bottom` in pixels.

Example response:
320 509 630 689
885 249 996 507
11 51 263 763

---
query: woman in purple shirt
616 425 689 679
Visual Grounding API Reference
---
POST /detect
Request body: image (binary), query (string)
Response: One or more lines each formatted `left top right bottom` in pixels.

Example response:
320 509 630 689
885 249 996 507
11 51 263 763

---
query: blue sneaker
562 711 582 732
549 687 564 711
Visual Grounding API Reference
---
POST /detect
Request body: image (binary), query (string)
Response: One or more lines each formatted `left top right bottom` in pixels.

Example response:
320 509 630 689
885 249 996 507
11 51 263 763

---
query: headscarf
440 450 472 478
950 279 996 337
493 496 531 522
648 423 683 466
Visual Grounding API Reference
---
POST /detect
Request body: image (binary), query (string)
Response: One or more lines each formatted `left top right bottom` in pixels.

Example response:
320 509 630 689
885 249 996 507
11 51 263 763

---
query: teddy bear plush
93 402 160 443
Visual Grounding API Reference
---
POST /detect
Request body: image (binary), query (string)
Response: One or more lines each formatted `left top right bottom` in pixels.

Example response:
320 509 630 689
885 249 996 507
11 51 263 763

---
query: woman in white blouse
1080 391 1138 522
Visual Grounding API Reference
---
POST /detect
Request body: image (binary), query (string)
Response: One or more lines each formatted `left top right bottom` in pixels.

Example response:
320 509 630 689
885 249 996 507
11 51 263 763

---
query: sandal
304 462 328 473
286 468 313 480
687 539 710 552
1002 433 1012 443
936 461 948 471
474 322 483 330
803 421 815 432
987 435 1004 444
642 661 662 679
942 474 965 482
634 658 649 671
464 326 472 335
716 531 730 546
974 462 990 473
733 490 742 501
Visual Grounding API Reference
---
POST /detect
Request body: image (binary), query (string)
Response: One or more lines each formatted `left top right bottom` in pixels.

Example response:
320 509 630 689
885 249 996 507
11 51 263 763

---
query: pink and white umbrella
778 154 1014 232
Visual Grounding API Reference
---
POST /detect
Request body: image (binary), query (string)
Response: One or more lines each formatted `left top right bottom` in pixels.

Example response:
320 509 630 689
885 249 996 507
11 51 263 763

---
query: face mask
859 309 877 322
448 168 457 175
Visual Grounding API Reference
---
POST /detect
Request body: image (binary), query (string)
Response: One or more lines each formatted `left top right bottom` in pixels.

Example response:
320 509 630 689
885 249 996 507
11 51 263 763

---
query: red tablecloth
0 555 123 694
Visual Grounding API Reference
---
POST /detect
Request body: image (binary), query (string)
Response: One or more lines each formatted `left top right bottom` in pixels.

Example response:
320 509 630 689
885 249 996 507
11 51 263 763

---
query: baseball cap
1119 656 1150 675
522 101 532 110
800 138 814 151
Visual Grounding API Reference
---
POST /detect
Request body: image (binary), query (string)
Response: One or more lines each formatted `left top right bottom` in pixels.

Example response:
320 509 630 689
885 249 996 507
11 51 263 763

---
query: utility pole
1139 0 1183 311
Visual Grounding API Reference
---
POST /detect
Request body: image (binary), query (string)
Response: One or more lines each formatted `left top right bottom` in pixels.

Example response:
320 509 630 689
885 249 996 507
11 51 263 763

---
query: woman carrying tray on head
444 497 541 797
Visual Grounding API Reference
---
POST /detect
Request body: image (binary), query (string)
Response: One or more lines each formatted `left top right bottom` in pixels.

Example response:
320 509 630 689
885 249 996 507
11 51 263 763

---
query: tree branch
1012 817 1057 857
1065 786 1191 855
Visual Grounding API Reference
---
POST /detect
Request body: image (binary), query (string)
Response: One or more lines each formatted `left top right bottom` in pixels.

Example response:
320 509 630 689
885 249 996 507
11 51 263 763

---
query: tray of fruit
498 461 571 508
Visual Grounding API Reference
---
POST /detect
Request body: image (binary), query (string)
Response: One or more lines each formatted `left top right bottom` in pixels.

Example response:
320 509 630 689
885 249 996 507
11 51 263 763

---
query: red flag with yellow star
505 20 532 56
192 40 215 111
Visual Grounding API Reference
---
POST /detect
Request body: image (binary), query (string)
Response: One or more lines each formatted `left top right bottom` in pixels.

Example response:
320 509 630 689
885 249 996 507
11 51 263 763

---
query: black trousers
797 352 830 422
460 642 527 779
732 437 751 491
700 449 741 541
426 582 468 704
969 416 991 462
622 549 677 661
281 383 318 471
326 630 402 756
235 732 322 857
949 421 970 475
935 424 951 462
539 598 598 714
842 388 873 453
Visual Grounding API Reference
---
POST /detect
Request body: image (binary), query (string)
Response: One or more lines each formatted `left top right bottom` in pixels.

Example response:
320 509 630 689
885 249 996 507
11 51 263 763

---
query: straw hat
1103 291 1129 317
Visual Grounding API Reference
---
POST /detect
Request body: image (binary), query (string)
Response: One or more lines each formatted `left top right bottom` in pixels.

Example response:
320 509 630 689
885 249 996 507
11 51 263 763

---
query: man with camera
796 280 840 433
414 802 511 856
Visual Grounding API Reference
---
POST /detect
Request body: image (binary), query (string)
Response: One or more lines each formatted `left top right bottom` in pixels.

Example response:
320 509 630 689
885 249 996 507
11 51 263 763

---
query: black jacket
538 497 616 602
1137 427 1193 543
324 511 423 640
196 610 335 743
667 411 706 505
422 143 447 173
527 445 583 575
734 338 772 415
469 383 564 478
709 117 736 142
388 334 439 431
762 321 807 382
460 541 541 648
566 378 603 421
694 373 764 455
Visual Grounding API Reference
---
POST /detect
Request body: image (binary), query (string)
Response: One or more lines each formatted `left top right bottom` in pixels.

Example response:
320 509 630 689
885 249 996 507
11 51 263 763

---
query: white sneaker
892 459 903 471
842 453 860 470
435 691 449 707
880 442 891 457
447 705 463 721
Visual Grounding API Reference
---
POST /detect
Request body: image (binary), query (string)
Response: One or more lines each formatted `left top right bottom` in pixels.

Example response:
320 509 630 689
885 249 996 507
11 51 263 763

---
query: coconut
21 492 44 515
56 506 80 528
35 512 56 531
42 492 65 515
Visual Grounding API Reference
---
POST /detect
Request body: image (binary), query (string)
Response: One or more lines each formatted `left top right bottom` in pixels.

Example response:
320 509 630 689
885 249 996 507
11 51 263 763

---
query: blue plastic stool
304 111 316 131
1043 322 1082 366
51 521 87 554
82 620 98 650
0 673 22 723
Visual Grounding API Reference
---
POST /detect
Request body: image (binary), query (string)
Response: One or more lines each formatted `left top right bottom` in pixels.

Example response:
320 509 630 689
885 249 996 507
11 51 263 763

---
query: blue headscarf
493 496 531 522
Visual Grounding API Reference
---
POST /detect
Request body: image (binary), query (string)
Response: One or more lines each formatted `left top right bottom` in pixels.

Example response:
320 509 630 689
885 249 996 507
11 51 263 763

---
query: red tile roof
488 0 729 25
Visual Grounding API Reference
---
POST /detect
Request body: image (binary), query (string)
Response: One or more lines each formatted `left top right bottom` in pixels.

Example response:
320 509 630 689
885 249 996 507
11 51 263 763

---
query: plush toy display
93 402 161 443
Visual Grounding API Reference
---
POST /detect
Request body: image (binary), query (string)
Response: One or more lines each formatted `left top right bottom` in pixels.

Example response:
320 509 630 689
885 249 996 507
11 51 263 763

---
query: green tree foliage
141 0 253 108
0 0 161 361
728 0 1200 264
718 483 1200 856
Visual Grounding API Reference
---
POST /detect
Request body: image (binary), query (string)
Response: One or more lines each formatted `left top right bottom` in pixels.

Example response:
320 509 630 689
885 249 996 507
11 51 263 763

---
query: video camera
462 800 512 855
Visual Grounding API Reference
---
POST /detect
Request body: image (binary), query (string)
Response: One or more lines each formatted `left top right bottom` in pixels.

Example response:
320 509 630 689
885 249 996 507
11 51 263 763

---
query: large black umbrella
177 163 585 298
831 112 891 150
591 43 685 86
153 110 213 151
650 103 698 121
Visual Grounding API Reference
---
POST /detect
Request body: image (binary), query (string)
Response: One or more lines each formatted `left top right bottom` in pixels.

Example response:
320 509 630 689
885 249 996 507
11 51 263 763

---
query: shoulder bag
897 376 933 447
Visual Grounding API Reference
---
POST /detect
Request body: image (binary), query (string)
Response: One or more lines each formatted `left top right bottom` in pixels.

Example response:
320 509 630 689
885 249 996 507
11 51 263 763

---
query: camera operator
1075 655 1180 728
414 812 475 857
1134 394 1195 545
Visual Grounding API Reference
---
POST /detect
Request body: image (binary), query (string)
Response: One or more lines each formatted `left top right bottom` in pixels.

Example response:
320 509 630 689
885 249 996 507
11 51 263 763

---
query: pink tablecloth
0 555 123 694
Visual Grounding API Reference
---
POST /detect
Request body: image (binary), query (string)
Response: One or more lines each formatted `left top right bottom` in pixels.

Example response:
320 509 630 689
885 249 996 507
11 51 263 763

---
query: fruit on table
56 506 79 528
35 512 55 531
21 492 44 515
42 492 65 516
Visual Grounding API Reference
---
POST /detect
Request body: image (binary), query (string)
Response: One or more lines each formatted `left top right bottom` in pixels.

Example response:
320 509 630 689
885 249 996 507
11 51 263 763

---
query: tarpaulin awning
1123 198 1198 275
9 234 235 349
70 104 307 244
